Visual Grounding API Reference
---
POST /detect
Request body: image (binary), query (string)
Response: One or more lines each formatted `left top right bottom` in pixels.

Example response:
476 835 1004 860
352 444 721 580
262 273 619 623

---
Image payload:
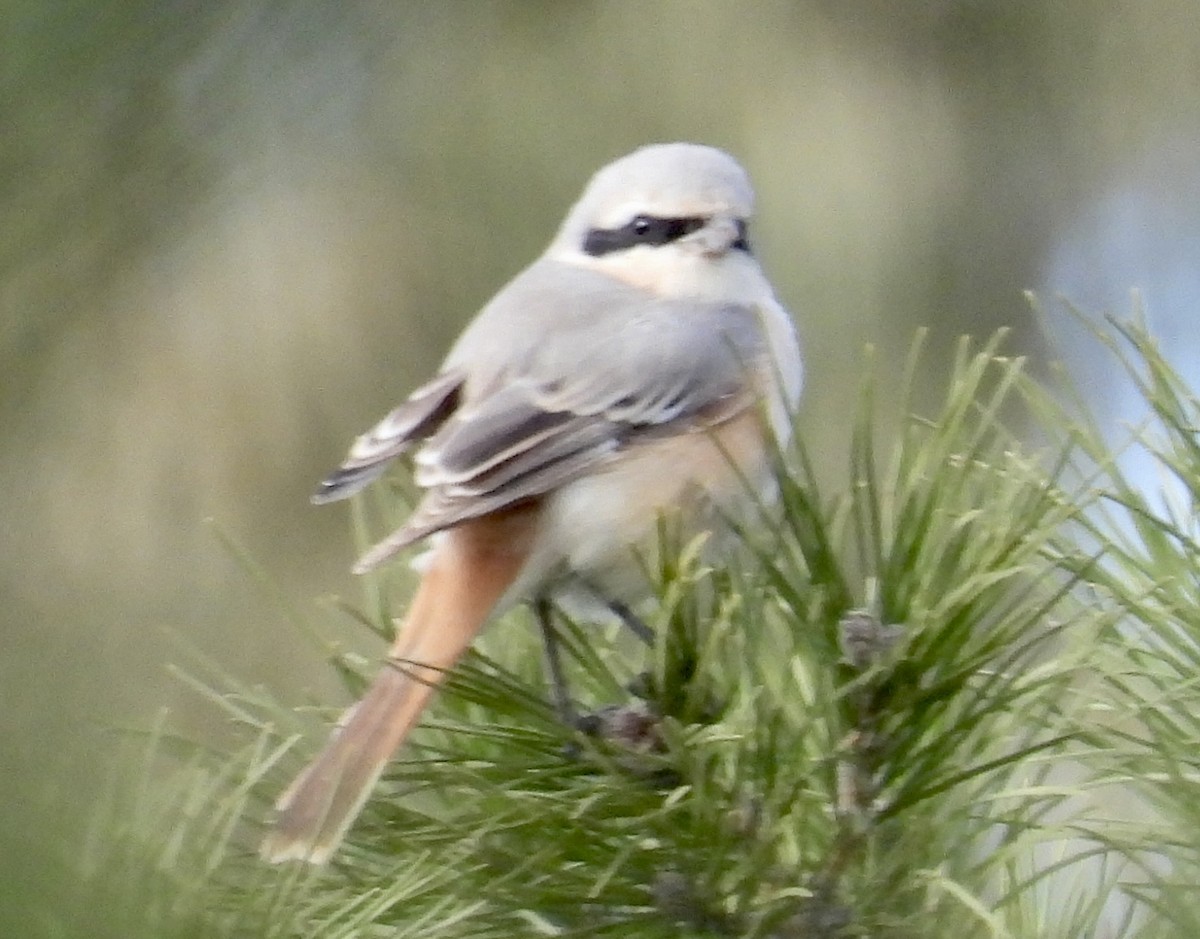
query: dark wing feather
351 377 751 574
339 262 772 573
312 369 464 504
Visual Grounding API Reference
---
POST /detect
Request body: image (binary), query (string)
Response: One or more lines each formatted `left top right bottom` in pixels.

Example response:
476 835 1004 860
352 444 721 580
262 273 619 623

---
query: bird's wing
312 368 465 504
349 262 770 572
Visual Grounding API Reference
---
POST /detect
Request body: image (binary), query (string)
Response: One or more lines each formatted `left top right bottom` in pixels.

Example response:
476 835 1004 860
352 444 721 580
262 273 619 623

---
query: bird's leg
594 596 657 704
533 597 578 727
573 577 655 646
605 597 655 646
535 597 675 778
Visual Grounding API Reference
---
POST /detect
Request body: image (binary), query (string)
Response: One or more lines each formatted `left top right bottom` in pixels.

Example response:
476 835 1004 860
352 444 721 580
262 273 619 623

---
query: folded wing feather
316 261 771 572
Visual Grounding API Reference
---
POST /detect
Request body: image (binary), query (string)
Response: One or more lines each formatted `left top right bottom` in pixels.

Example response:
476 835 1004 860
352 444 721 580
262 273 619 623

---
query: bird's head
549 143 766 302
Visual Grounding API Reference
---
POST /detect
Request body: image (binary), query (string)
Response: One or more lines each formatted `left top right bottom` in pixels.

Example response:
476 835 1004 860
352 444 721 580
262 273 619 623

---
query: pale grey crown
550 143 756 256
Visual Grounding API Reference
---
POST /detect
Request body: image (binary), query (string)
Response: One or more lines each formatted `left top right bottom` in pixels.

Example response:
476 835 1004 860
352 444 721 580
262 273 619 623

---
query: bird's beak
694 214 743 258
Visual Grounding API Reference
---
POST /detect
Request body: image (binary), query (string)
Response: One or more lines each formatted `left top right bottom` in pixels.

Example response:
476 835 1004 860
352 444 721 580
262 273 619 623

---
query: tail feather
262 508 539 864
260 662 447 863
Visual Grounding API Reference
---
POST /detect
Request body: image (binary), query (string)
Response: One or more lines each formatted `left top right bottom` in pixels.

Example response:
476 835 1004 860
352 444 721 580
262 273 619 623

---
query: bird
261 142 803 864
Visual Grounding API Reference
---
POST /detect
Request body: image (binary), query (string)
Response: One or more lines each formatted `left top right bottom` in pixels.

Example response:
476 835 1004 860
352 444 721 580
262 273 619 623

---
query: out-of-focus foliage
1034 315 1200 935
4 1 1200 934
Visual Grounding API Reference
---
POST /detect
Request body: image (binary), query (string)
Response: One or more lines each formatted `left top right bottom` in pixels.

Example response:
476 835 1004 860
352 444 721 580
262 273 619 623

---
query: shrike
262 143 803 864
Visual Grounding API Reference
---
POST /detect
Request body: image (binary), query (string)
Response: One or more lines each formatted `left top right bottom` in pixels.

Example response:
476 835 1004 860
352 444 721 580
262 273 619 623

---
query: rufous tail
261 509 538 864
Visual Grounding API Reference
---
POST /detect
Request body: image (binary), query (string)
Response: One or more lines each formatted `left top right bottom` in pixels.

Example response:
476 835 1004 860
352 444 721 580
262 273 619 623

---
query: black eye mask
582 215 750 257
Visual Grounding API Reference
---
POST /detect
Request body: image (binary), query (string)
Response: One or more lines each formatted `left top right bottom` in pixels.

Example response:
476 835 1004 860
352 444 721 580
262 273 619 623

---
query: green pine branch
70 320 1200 938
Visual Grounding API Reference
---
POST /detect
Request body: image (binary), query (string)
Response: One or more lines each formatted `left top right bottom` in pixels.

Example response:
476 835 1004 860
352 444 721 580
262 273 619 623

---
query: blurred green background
3 1 1199 930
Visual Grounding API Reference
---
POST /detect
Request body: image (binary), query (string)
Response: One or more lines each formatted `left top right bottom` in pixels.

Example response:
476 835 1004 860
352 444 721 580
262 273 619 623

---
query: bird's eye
632 216 653 236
